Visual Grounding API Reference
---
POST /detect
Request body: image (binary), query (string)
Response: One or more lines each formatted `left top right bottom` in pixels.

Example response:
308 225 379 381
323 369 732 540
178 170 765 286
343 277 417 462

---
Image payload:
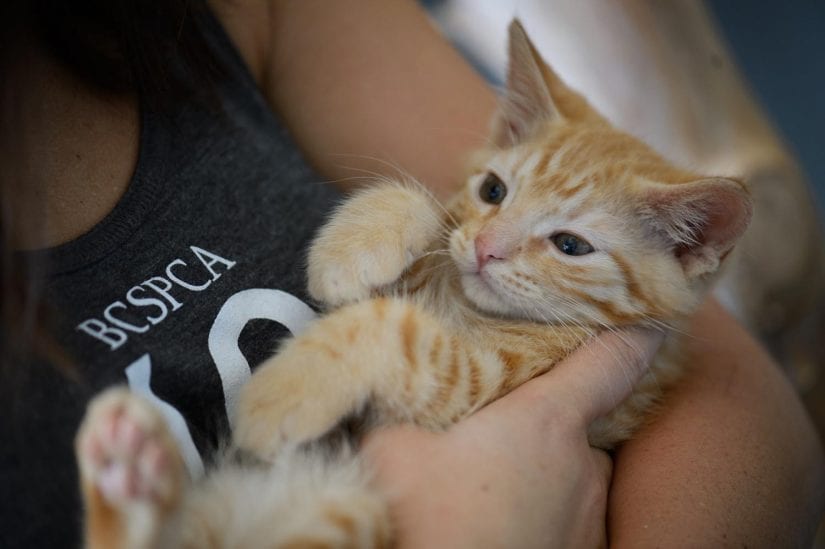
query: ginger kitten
75 20 751 548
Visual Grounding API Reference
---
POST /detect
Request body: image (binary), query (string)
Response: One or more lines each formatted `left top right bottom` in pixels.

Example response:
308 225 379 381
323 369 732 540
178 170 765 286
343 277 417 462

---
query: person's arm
214 0 497 199
609 299 825 546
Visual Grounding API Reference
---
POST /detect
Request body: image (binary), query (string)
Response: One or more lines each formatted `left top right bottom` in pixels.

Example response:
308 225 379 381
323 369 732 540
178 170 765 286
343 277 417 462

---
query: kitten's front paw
308 184 443 306
76 389 184 510
234 337 372 461
233 366 367 461
235 388 358 461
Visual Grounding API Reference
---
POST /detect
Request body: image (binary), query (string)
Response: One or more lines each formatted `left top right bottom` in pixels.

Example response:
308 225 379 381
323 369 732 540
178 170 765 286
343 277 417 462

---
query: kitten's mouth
450 243 511 311
460 270 509 306
457 263 492 286
476 269 496 286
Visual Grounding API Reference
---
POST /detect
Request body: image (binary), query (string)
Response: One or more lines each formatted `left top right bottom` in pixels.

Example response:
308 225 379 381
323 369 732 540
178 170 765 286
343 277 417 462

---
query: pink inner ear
700 190 751 251
644 178 752 275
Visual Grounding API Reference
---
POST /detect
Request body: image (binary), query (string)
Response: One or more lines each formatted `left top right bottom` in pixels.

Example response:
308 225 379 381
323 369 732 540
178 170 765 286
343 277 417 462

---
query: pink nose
474 233 507 271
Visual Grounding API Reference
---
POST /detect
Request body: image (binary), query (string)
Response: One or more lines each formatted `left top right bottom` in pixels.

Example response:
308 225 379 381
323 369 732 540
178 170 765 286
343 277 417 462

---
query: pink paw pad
78 391 178 506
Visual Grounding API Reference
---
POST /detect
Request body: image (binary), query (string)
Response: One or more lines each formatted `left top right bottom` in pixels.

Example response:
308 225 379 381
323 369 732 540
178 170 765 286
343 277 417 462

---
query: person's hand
364 328 664 548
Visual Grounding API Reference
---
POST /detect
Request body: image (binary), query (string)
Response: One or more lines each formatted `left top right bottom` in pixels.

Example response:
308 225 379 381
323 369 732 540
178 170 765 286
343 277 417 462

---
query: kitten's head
449 20 751 327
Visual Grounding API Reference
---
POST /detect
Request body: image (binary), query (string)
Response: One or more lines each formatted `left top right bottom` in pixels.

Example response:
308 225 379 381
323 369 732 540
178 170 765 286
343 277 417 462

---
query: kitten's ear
491 20 600 147
642 178 752 279
491 20 560 147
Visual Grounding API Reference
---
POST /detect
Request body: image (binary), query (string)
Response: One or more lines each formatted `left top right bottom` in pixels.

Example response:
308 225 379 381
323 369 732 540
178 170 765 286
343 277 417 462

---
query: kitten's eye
479 173 507 204
551 233 594 256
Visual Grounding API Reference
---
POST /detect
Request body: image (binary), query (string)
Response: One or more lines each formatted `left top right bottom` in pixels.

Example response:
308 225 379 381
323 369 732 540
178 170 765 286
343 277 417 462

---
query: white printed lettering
208 289 316 428
191 246 237 281
126 286 168 325
76 319 128 350
143 277 183 311
166 259 212 291
103 301 150 333
125 355 205 479
108 288 315 485
77 245 237 350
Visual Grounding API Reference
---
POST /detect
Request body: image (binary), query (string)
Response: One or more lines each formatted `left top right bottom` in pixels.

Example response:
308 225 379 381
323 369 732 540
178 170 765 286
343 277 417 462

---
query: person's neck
3 43 138 250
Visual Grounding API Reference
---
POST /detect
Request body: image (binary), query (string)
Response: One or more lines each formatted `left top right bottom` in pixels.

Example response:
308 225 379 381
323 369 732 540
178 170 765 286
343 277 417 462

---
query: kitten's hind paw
76 388 184 511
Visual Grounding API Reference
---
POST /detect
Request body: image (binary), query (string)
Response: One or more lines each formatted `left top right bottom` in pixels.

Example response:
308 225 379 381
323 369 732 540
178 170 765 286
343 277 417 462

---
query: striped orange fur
76 20 751 548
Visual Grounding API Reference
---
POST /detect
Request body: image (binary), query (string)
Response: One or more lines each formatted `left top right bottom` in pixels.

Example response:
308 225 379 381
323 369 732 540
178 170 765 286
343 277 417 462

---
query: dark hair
1 0 227 111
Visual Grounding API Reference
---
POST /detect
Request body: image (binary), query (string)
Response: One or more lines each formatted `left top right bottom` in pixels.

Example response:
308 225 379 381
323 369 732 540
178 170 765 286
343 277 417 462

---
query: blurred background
709 0 824 209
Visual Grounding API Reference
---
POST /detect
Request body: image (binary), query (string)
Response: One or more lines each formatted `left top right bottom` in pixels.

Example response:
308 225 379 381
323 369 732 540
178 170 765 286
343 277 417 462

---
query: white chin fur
459 273 518 316
460 272 583 325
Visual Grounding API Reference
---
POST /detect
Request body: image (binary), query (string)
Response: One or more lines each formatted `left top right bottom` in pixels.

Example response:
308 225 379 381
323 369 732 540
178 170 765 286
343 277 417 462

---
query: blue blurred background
709 0 825 210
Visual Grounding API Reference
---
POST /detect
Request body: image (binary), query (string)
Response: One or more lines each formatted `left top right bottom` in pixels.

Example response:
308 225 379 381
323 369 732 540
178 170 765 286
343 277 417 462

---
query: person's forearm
608 299 825 546
263 0 497 198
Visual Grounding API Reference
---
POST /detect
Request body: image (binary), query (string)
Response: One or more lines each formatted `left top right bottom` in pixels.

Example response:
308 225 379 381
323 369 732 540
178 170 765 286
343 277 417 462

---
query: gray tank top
2 12 340 548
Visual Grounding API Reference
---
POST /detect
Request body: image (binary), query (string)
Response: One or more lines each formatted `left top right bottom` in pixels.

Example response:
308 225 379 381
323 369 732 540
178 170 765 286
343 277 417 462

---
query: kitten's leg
307 183 445 307
76 388 185 549
233 298 553 459
234 298 454 458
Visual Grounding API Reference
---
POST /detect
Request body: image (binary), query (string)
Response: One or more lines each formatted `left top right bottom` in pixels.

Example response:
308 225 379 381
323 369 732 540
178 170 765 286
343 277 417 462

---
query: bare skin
220 0 497 200
611 300 825 546
2 41 136 250
5 0 823 545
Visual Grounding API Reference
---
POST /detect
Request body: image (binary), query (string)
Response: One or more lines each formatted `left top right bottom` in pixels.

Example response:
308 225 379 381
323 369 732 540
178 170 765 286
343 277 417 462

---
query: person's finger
522 328 665 424
556 328 665 421
592 449 613 548
590 447 614 519
567 448 613 548
591 447 613 483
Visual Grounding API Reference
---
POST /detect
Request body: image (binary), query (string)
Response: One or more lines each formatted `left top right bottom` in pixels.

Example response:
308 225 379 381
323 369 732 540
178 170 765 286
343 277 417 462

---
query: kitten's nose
474 233 507 271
